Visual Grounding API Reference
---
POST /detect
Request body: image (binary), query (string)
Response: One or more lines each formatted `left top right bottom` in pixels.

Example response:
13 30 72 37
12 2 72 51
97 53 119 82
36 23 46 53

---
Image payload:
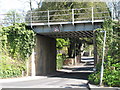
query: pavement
0 76 47 83
87 83 120 90
0 75 89 88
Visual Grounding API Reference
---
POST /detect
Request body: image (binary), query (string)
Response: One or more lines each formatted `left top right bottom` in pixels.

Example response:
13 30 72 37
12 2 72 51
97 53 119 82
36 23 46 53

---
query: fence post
92 7 94 24
72 9 74 25
48 10 50 26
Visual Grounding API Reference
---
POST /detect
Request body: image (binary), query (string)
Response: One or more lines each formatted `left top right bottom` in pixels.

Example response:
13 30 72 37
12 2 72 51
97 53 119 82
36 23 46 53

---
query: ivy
0 23 35 78
88 20 120 87
1 23 35 60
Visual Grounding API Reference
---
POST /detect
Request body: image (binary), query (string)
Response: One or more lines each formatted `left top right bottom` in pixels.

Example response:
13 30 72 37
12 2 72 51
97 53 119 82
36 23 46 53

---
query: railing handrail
27 7 110 26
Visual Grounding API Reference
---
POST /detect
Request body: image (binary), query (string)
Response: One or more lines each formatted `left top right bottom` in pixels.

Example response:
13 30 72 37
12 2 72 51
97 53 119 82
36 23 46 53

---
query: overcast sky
0 0 38 13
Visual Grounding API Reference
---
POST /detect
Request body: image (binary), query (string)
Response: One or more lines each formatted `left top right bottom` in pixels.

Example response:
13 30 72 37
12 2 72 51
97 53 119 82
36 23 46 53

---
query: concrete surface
35 35 56 76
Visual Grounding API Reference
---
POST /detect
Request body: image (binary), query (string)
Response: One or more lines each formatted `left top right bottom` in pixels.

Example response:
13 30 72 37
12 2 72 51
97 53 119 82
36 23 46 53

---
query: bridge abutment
35 34 56 76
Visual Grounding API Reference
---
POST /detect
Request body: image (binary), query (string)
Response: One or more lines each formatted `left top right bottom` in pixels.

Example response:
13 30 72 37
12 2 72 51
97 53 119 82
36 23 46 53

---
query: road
0 57 94 89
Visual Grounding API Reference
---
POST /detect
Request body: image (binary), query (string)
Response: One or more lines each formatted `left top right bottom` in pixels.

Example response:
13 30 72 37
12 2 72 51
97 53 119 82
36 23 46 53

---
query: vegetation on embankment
0 23 35 78
0 55 26 78
88 20 120 87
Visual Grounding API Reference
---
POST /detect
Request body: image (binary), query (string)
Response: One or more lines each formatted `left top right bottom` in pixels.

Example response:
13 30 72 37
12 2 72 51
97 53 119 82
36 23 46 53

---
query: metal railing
0 7 111 26
25 7 110 25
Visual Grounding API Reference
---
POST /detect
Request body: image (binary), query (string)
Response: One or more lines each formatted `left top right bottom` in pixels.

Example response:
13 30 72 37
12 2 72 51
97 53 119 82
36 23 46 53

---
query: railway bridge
26 7 110 76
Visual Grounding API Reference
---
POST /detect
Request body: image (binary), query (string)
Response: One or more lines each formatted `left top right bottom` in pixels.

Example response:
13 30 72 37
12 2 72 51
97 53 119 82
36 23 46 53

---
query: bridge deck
32 21 102 38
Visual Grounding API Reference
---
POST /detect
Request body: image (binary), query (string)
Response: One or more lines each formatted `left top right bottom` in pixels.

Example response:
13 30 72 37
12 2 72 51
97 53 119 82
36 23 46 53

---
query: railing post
92 7 94 24
72 9 74 25
48 10 50 26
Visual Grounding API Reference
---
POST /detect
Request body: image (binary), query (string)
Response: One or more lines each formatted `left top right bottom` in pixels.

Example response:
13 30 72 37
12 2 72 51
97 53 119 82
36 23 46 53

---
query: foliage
88 20 120 87
88 72 100 85
0 23 35 78
0 55 26 78
1 23 35 60
3 10 24 26
103 57 120 87
56 38 69 50
56 53 66 69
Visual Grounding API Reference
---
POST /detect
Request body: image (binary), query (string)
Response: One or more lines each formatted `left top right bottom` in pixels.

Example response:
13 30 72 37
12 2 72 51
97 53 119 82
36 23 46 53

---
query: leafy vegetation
56 53 66 69
2 23 35 60
56 38 69 50
88 20 120 87
0 55 25 78
0 23 35 78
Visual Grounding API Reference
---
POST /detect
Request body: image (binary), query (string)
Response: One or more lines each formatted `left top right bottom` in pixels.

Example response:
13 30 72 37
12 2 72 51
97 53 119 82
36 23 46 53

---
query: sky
0 0 38 13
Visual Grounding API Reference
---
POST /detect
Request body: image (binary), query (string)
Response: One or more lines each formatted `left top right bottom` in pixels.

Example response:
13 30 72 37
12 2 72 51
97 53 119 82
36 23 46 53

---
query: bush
0 55 26 78
0 23 35 78
88 72 100 85
103 69 120 87
88 20 120 87
56 54 66 69
89 69 120 87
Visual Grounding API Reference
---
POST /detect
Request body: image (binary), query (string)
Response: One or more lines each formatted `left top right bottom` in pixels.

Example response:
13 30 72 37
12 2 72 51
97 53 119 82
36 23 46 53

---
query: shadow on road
50 71 92 80
49 60 94 80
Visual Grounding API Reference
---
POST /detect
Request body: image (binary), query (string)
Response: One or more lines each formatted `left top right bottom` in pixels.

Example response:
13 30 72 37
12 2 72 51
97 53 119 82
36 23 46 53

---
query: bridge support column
35 34 56 76
93 31 98 67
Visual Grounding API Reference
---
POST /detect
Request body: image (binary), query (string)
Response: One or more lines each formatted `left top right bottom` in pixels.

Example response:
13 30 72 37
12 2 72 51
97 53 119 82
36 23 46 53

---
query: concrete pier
35 35 56 76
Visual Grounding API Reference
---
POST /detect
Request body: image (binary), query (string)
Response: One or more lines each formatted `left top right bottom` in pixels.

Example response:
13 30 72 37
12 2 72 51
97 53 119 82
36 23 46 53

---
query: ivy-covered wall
0 23 35 78
1 23 35 60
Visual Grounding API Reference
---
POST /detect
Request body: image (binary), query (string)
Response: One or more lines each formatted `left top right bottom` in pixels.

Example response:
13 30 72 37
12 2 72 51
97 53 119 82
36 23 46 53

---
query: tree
3 10 24 26
34 0 43 8
18 0 43 10
107 0 120 20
